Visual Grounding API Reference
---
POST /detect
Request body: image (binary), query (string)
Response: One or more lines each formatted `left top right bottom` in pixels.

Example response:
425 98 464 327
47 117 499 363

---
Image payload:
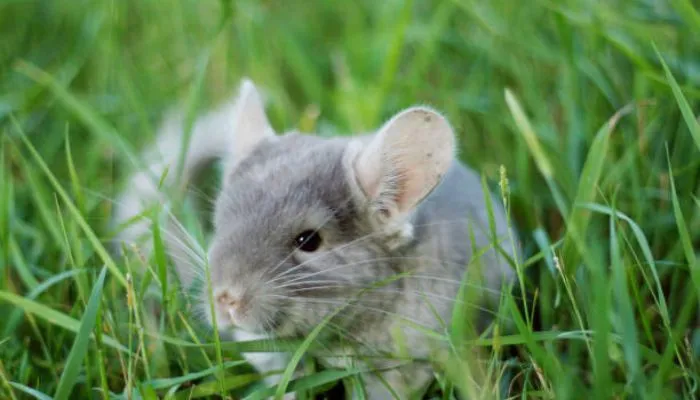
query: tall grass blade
654 44 700 152
13 61 141 168
0 290 127 352
559 104 632 274
12 117 128 288
8 383 51 400
53 266 108 400
608 202 642 394
666 148 700 297
245 369 363 400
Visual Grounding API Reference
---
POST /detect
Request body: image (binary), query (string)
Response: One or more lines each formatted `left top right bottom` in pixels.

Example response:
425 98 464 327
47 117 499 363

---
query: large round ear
350 106 455 224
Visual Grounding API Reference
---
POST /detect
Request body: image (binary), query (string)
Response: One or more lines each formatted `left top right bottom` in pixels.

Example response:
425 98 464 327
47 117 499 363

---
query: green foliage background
1 0 699 399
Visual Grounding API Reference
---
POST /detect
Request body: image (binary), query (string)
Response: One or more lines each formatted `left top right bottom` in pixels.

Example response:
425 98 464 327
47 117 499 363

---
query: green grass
1 0 700 398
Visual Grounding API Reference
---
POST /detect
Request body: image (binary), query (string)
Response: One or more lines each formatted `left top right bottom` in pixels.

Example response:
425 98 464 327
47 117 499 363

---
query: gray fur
207 133 517 398
113 79 519 400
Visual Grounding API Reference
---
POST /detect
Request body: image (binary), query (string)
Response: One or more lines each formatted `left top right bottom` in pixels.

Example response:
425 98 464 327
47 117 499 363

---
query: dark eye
294 230 322 252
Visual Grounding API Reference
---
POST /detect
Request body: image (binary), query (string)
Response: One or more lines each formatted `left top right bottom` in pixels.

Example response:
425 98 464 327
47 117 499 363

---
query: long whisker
265 295 435 328
265 195 357 278
280 275 515 298
271 279 350 291
184 185 218 209
271 195 499 284
165 252 204 276
271 256 431 289
268 289 501 317
267 228 397 285
273 255 512 296
166 212 208 255
161 228 206 265
277 215 509 275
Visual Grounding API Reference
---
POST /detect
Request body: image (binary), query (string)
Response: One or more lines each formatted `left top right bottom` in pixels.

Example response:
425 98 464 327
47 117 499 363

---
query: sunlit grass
1 0 699 399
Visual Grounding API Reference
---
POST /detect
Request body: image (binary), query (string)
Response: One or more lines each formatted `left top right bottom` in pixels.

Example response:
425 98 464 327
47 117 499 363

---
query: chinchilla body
114 79 518 399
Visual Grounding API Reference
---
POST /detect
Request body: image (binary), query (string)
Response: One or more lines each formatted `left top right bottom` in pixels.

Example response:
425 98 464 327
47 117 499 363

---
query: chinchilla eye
294 230 322 252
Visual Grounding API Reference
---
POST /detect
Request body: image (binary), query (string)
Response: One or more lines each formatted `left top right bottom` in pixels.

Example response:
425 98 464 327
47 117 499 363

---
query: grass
1 0 700 398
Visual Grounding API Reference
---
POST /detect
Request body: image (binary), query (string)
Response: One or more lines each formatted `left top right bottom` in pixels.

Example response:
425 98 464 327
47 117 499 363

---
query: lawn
1 0 699 399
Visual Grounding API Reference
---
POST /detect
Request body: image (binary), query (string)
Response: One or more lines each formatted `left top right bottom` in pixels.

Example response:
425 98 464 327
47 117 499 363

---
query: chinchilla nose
216 289 242 311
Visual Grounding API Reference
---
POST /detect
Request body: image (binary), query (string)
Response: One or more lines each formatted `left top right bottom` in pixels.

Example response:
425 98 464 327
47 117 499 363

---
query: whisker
265 195 357 278
268 214 516 286
273 255 513 297
278 284 351 293
165 252 202 274
161 229 205 265
277 276 513 299
267 229 394 285
267 289 501 317
165 213 208 255
271 278 350 291
184 186 218 209
265 296 434 328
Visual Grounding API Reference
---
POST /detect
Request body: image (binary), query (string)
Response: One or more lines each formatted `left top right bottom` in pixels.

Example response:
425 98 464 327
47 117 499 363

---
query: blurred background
1 0 699 398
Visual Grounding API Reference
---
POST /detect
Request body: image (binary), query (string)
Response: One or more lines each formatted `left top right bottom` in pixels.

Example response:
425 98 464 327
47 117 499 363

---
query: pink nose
216 290 241 310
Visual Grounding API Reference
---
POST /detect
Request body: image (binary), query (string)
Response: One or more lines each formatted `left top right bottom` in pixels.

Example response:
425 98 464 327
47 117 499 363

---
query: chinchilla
113 78 519 399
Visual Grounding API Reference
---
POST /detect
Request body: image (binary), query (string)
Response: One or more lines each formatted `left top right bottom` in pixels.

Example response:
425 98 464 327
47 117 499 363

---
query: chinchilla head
201 79 456 338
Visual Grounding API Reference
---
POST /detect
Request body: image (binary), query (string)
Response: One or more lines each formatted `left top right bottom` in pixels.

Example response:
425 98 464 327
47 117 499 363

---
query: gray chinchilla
113 78 519 399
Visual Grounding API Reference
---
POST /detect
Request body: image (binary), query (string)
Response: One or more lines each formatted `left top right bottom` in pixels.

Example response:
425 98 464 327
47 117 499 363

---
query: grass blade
64 126 85 213
151 208 169 303
2 269 86 337
0 290 127 353
174 373 260 399
665 148 700 297
270 308 342 399
53 266 108 400
10 143 65 249
654 44 700 152
608 200 642 394
558 104 633 274
8 383 52 400
504 89 554 180
13 61 142 168
145 360 246 391
245 369 363 400
578 203 671 325
11 117 128 288
668 0 700 33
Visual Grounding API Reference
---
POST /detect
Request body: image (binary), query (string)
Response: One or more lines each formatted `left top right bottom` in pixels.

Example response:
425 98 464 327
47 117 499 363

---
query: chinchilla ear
225 78 276 167
349 106 455 224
